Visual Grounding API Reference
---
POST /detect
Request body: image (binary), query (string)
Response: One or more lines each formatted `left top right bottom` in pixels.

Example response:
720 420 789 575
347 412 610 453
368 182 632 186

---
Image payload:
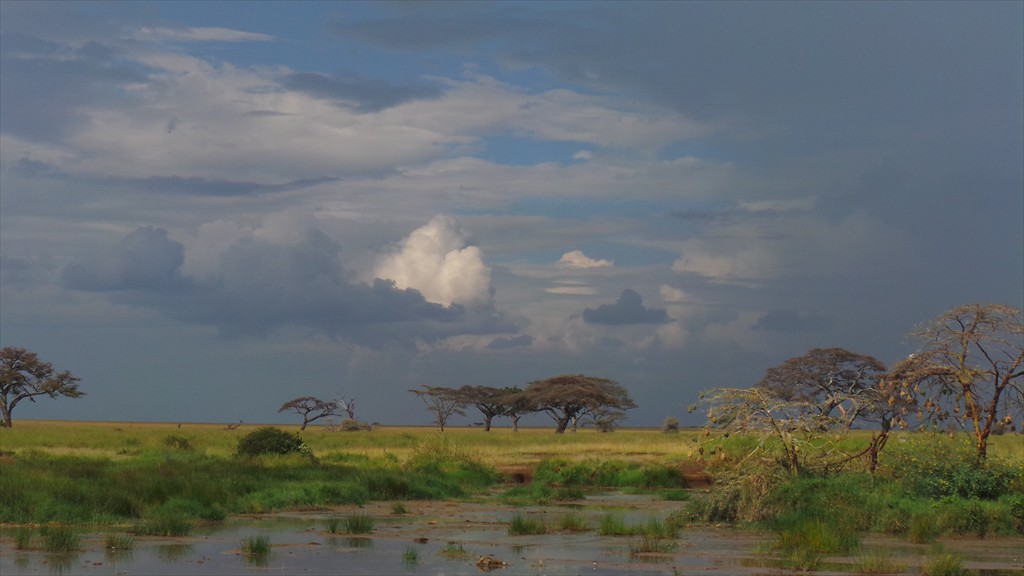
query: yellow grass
0 420 705 465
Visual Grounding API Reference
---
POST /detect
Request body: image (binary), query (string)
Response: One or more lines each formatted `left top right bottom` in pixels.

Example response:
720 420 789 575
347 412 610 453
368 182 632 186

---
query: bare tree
525 375 636 433
757 348 887 431
0 347 82 428
891 303 1023 464
409 385 465 431
278 396 341 430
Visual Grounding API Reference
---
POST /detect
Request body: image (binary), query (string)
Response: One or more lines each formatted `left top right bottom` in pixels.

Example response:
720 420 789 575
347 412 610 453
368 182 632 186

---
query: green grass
342 513 374 534
240 534 271 556
438 542 469 559
402 546 419 565
508 513 547 535
629 535 677 556
104 533 135 551
40 525 79 552
555 512 589 532
853 550 906 574
922 549 966 576
14 527 32 550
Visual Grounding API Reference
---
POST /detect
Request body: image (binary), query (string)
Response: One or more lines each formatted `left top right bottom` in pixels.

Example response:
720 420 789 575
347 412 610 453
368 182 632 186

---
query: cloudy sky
1 1 1021 427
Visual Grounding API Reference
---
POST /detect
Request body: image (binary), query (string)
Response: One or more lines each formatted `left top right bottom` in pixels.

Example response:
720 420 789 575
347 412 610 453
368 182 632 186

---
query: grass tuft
343 513 374 534
508 513 547 535
40 525 79 552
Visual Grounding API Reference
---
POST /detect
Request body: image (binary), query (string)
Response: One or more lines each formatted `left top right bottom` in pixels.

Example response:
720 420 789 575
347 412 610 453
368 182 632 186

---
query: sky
1 1 1021 428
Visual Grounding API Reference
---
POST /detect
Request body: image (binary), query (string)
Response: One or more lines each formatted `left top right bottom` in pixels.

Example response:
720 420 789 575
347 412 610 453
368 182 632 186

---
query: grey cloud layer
60 226 515 347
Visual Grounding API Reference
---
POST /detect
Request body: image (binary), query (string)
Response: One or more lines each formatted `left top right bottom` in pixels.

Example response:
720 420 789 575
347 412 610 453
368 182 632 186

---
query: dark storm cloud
61 227 514 348
752 310 832 333
62 226 188 292
583 289 668 325
283 72 442 112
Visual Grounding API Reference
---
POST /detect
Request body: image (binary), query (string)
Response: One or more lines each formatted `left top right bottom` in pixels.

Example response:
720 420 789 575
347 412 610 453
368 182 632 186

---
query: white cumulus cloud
557 250 613 269
374 215 492 306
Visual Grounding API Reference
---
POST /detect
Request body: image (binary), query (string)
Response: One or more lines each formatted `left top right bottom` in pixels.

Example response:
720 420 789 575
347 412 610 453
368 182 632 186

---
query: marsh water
2 494 1022 575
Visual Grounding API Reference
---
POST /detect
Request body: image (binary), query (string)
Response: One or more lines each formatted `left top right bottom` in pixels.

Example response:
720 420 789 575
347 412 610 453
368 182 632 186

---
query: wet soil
2 494 1021 575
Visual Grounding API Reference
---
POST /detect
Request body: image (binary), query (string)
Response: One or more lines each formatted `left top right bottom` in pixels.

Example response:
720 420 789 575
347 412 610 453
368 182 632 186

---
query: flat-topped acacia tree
0 346 82 427
525 374 636 433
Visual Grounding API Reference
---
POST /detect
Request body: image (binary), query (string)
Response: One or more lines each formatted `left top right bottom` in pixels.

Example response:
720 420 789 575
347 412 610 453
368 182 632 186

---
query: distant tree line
410 374 637 434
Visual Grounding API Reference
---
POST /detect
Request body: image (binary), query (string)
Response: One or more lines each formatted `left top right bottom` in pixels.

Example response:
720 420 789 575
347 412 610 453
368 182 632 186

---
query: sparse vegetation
342 513 374 534
508 513 547 535
438 542 469 559
241 534 271 556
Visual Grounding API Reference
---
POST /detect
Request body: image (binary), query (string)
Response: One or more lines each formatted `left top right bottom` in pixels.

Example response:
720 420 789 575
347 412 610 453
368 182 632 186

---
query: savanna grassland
2 420 1023 572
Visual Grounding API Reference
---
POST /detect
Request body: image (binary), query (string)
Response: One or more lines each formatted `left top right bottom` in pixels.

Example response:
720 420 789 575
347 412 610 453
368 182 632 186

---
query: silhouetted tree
500 386 532 432
0 347 82 428
525 374 636 433
278 396 340 430
409 385 465 431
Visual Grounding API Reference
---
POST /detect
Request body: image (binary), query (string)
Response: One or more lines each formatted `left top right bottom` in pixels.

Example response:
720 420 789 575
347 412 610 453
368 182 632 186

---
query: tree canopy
0 347 82 428
524 374 636 433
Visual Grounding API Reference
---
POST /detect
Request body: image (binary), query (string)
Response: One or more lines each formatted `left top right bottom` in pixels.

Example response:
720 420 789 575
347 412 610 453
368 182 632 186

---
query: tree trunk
554 415 570 433
483 415 492 432
0 398 9 427
511 415 520 432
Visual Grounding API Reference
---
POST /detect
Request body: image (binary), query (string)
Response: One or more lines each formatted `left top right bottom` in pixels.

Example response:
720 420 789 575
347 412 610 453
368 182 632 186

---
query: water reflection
42 552 78 574
155 543 193 562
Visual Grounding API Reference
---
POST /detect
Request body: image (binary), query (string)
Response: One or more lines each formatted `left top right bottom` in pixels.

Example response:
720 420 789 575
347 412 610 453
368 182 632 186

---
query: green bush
236 427 310 458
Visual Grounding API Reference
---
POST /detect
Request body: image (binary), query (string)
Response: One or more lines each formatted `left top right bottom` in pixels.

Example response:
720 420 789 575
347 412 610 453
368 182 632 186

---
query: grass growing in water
508 513 547 535
40 525 79 552
629 535 677 556
853 550 906 574
438 542 469 559
402 546 418 565
14 527 32 550
104 533 135 551
922 549 965 576
556 512 589 532
241 534 271 556
343 513 374 534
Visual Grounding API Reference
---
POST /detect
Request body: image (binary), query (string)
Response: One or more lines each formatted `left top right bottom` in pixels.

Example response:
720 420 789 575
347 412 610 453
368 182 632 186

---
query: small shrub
508 513 547 535
907 511 941 543
343 513 374 534
236 427 311 458
391 502 408 514
162 435 192 451
402 546 418 565
339 418 373 431
663 417 680 433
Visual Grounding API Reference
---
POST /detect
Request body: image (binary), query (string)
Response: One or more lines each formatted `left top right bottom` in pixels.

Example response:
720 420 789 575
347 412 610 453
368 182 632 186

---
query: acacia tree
0 347 82 428
278 396 341 430
525 374 636 433
409 385 465 431
453 385 509 431
500 386 532 432
757 347 887 431
891 303 1023 464
695 386 830 473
